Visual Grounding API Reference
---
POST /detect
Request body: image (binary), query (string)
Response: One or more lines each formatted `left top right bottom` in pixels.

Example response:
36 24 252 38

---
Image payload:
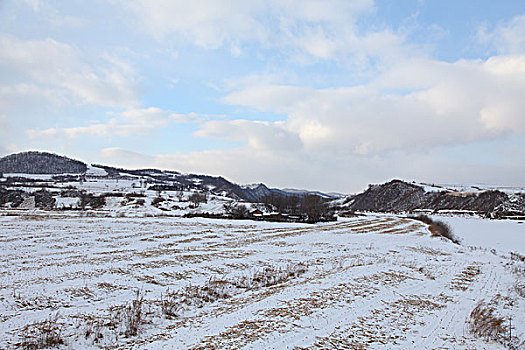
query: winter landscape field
3 0 525 348
1 211 524 349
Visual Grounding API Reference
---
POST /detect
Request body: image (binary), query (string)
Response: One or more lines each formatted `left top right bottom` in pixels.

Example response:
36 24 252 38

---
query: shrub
101 192 124 197
300 194 331 223
410 214 459 244
428 221 459 244
468 301 506 342
410 214 433 225
125 192 145 199
79 194 106 209
466 300 524 348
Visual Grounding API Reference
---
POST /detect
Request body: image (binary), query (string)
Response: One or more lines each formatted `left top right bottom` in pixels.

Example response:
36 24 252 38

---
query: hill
2 152 523 219
344 179 525 219
0 151 87 174
0 151 338 220
0 151 335 203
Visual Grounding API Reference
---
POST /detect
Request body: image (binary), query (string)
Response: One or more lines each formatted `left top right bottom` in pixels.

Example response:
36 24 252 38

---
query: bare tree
189 192 207 207
223 202 250 219
300 195 330 223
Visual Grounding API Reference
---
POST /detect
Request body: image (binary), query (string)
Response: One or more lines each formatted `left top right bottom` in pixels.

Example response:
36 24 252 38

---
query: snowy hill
343 179 525 219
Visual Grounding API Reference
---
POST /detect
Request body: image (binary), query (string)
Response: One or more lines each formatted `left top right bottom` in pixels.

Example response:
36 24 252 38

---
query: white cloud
25 128 58 138
223 85 313 114
21 0 41 12
0 84 67 107
217 55 525 156
0 35 139 108
125 0 266 49
153 148 328 189
478 14 525 54
123 0 408 65
195 120 302 152
0 113 8 134
116 138 524 193
63 122 139 138
25 107 205 139
20 1 84 26
4 1 524 193
100 147 155 166
0 114 11 156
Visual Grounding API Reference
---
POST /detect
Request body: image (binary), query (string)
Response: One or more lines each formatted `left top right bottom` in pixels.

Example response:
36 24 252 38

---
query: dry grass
510 252 525 299
468 301 507 343
12 290 70 311
305 293 451 349
158 263 308 319
159 289 183 319
467 296 525 349
450 264 482 291
191 319 288 350
3 215 520 348
515 282 525 298
17 315 64 349
100 290 147 339
406 246 450 256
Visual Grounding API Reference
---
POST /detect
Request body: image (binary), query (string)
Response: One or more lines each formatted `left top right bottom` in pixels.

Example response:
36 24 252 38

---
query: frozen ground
0 212 524 349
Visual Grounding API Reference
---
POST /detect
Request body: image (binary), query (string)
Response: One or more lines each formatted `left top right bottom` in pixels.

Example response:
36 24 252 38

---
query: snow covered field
0 213 524 349
435 215 525 255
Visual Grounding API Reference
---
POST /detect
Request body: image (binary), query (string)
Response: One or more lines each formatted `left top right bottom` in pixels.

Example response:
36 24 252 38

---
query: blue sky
1 0 524 192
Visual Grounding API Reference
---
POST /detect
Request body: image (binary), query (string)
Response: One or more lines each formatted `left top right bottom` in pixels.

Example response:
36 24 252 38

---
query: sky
1 0 525 193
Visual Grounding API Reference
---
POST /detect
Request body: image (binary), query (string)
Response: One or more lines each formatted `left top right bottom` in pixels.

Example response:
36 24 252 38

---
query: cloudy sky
1 0 525 193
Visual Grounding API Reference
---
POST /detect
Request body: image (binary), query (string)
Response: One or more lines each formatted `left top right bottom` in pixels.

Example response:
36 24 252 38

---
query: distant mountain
344 179 525 219
0 151 87 174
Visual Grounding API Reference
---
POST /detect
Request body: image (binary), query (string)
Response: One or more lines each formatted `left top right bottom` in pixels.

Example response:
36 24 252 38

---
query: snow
86 165 108 176
434 215 525 255
0 213 523 349
1 174 524 348
417 181 525 194
55 197 79 209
